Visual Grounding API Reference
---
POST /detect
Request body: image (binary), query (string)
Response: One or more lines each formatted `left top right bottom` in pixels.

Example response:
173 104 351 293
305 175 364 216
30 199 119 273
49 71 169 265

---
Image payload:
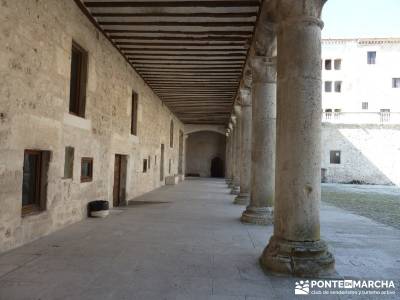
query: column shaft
234 90 252 204
260 0 335 277
231 108 241 195
241 57 276 224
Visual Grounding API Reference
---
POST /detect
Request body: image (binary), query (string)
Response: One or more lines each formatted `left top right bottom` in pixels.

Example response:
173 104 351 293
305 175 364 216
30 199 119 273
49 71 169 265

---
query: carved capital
271 0 326 28
242 66 252 89
234 104 242 117
239 88 252 107
251 56 277 83
230 114 237 125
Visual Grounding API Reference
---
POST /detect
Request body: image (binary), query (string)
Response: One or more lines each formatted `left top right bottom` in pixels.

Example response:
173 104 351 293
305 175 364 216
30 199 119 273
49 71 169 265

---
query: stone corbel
269 0 326 28
239 88 252 107
250 55 277 84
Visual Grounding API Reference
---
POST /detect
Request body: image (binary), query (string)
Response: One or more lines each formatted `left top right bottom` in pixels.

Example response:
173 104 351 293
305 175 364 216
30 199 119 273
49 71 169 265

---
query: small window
392 78 400 88
143 159 147 173
334 109 341 119
380 109 391 123
148 156 151 169
334 59 341 70
22 150 50 216
325 59 332 70
330 151 341 164
334 81 342 93
170 120 174 148
131 91 138 135
155 155 157 166
69 42 88 118
325 81 332 93
325 109 332 119
169 159 172 174
81 157 93 182
367 51 376 64
362 102 369 110
64 147 74 179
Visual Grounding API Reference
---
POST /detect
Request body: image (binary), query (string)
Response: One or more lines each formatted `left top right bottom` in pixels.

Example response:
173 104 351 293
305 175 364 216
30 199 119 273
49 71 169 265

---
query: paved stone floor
322 183 400 229
0 178 399 300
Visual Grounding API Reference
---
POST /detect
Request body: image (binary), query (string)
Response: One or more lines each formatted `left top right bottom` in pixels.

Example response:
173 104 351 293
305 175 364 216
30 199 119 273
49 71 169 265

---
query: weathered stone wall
321 124 400 186
186 131 226 177
0 0 184 253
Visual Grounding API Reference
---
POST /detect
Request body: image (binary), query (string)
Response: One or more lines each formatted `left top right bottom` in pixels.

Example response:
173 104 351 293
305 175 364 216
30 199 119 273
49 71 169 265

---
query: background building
321 38 400 185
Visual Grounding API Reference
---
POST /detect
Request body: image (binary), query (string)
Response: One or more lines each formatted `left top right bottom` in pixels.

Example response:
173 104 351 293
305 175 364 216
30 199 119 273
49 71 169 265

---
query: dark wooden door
160 144 165 181
113 155 122 207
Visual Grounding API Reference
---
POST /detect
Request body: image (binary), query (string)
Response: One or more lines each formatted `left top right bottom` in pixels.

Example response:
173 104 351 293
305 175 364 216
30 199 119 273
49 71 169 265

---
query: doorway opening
210 156 224 178
113 154 128 207
160 144 165 181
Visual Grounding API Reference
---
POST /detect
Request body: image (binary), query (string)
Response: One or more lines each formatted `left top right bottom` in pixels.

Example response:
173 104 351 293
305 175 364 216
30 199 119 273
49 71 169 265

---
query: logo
294 279 396 296
295 280 310 295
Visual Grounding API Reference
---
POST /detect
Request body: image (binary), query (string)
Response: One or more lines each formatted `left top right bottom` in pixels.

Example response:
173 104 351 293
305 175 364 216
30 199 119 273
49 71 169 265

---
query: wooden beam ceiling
77 0 261 125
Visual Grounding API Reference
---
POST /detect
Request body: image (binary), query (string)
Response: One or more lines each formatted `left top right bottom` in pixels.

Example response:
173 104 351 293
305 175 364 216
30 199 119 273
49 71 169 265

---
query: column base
230 185 240 195
233 192 249 205
260 236 335 278
241 206 273 225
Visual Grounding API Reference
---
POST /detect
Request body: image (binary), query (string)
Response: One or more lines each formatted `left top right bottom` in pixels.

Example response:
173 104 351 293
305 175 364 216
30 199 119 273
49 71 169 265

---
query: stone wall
321 124 400 186
0 0 184 253
186 131 226 177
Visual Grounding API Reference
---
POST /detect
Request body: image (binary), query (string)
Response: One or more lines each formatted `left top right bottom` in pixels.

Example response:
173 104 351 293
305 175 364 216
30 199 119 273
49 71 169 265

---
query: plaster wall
0 0 184 253
321 124 400 186
186 132 226 178
322 39 400 114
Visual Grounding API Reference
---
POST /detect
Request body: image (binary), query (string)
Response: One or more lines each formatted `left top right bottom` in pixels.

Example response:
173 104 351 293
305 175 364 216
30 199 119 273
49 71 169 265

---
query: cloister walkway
0 178 399 300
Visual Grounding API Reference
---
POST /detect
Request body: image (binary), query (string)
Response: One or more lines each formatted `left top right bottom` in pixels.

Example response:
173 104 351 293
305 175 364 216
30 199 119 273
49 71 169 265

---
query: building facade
0 0 186 253
321 38 400 185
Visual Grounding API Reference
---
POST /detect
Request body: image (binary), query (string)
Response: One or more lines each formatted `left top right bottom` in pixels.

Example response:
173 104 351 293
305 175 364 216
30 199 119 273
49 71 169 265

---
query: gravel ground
322 183 400 229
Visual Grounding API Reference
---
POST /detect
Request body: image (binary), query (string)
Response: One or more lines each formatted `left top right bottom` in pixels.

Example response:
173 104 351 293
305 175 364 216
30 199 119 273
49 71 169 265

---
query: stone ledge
63 113 91 131
165 175 179 185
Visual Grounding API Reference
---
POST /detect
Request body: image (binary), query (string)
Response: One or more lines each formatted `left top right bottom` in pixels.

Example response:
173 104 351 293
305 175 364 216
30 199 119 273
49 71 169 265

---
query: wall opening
186 131 226 178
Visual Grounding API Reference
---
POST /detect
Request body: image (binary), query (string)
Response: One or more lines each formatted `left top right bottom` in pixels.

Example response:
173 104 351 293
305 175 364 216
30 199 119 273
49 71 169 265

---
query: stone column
225 129 232 184
230 106 241 195
260 0 335 277
228 117 236 188
241 56 276 224
234 89 252 205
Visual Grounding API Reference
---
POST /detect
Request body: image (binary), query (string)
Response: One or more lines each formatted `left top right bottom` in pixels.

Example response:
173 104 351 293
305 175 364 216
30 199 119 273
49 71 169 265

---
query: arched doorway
210 157 224 178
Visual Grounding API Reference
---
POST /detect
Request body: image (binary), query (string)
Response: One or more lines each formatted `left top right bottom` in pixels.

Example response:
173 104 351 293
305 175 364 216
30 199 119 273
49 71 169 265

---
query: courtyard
0 178 399 300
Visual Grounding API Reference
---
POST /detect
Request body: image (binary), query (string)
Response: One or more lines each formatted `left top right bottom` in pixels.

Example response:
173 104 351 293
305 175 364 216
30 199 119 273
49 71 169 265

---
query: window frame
324 59 332 70
170 120 174 148
131 91 138 135
334 81 342 93
330 150 341 165
392 78 400 88
367 51 376 65
143 159 148 173
334 59 341 70
69 41 88 118
22 150 49 216
63 146 74 179
324 81 332 93
80 157 93 183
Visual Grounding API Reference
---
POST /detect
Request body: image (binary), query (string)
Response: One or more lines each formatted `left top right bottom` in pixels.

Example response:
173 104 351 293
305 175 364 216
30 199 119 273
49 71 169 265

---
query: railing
322 112 400 124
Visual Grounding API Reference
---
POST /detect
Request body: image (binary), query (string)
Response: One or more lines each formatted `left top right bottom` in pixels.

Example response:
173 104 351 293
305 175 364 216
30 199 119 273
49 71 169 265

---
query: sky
322 0 400 38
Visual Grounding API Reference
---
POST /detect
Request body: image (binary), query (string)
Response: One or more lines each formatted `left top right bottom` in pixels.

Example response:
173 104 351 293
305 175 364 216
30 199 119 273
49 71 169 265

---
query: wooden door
113 155 122 207
160 144 165 181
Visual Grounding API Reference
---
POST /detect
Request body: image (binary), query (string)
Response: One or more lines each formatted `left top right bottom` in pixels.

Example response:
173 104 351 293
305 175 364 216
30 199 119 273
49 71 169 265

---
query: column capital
234 104 242 116
230 114 237 125
251 55 277 84
239 88 252 107
271 0 326 28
